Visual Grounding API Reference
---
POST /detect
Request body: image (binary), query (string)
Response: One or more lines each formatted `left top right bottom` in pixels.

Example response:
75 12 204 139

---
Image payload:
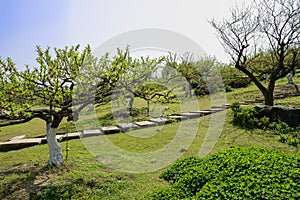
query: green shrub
230 103 257 129
152 147 300 200
269 121 295 135
225 85 233 92
230 103 300 146
225 77 251 88
255 116 270 129
269 121 299 147
194 88 207 96
288 137 300 147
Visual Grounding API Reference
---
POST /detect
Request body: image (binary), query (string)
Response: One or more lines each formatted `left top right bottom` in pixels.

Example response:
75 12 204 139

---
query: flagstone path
0 100 265 152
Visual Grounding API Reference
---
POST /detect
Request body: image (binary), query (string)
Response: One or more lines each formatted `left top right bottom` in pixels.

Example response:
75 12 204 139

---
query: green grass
0 118 45 142
0 76 300 199
1 109 298 199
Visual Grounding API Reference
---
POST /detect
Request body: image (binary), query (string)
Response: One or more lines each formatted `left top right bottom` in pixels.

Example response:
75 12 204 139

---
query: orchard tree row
0 42 299 165
0 0 299 167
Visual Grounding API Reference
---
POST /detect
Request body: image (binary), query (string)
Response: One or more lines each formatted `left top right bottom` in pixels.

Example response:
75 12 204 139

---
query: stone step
211 105 228 110
0 104 237 152
82 129 102 137
62 132 82 140
223 104 230 107
135 121 157 128
100 126 121 134
9 135 26 141
168 115 189 121
210 107 227 111
117 123 140 132
178 112 202 118
150 118 170 125
0 138 42 152
190 110 215 115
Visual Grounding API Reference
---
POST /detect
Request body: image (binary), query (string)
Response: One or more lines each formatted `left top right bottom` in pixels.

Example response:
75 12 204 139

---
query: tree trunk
147 100 150 117
264 92 274 106
128 93 134 110
262 84 275 106
46 122 63 166
185 81 190 97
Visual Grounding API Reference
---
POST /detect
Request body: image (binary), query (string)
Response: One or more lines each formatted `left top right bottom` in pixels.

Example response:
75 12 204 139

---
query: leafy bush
225 85 233 92
271 121 300 147
225 77 251 88
230 103 300 146
230 103 257 129
152 147 300 200
194 87 207 96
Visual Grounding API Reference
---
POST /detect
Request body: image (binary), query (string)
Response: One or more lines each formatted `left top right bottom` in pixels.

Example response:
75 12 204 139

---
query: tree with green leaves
0 45 103 166
106 48 171 116
165 52 221 96
210 0 300 106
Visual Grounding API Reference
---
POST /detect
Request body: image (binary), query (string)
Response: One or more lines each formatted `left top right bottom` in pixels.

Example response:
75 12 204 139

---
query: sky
0 0 248 69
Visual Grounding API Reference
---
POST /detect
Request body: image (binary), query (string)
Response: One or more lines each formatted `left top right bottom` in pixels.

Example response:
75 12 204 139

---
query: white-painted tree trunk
128 93 134 109
185 81 191 97
46 123 63 166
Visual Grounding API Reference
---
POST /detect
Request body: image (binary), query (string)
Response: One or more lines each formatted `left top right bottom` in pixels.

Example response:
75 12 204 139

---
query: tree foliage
0 45 97 128
0 45 102 166
165 53 224 96
105 47 173 116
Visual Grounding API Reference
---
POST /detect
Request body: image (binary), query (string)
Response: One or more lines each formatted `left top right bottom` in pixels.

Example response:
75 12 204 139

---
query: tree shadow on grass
0 162 65 200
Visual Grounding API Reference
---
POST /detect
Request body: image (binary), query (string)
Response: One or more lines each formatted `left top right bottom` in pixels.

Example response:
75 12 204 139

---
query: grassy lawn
0 76 300 199
1 109 299 199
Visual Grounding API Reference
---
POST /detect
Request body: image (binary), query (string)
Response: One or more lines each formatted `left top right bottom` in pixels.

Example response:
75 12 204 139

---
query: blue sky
0 0 70 68
0 0 247 69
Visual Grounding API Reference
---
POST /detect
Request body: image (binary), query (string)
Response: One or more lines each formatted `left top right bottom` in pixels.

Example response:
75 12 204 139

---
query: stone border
0 105 232 152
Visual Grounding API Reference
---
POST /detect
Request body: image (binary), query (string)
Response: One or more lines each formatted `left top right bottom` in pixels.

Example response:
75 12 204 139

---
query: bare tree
210 0 300 106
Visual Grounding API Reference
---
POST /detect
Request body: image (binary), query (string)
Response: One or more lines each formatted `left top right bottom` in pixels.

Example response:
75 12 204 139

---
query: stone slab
168 115 189 121
178 112 202 118
82 129 102 137
190 110 214 115
211 106 228 110
9 135 26 141
135 121 157 127
150 118 170 125
63 132 81 140
117 123 140 132
100 126 121 134
0 138 42 152
210 107 227 112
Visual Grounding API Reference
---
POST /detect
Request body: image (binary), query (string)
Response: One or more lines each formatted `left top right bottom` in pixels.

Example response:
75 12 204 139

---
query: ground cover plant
152 146 300 200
